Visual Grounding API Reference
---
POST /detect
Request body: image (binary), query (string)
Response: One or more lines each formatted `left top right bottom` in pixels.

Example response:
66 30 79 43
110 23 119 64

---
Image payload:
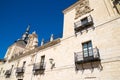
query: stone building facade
0 0 120 80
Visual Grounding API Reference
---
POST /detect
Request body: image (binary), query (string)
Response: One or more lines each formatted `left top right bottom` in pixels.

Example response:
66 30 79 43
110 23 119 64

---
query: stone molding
9 39 61 62
75 0 91 19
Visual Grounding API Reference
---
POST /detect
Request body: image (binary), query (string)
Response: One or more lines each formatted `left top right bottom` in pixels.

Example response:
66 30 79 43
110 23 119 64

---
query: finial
50 34 54 41
41 38 44 46
32 31 36 34
26 25 30 32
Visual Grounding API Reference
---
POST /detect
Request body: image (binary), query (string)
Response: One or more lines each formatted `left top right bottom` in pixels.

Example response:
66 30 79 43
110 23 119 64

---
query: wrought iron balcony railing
5 70 11 75
33 62 45 71
16 67 24 73
74 15 93 33
74 47 100 64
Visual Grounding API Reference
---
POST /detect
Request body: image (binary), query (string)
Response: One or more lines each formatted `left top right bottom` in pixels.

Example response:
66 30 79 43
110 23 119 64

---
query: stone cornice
9 39 61 62
62 0 80 14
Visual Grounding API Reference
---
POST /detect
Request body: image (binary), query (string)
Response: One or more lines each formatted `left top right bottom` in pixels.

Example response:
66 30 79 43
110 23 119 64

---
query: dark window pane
41 55 45 63
84 50 88 57
82 41 93 57
88 42 93 56
81 17 88 25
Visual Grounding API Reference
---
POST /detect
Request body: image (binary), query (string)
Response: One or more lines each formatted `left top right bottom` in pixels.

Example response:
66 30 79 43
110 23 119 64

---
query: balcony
5 70 11 78
33 62 45 75
74 15 94 33
33 62 45 71
74 47 100 64
5 70 11 75
16 67 24 73
16 67 24 77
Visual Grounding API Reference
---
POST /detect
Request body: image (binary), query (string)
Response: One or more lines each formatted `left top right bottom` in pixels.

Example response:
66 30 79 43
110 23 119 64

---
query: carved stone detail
25 32 38 51
75 0 91 19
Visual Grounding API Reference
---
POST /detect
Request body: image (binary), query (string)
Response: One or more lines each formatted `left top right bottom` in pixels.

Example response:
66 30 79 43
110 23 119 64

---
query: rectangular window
82 41 93 58
40 55 45 63
23 61 26 67
81 17 88 26
40 55 45 69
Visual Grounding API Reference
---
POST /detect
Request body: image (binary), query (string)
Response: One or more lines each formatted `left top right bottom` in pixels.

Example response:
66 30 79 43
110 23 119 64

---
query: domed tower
4 25 30 61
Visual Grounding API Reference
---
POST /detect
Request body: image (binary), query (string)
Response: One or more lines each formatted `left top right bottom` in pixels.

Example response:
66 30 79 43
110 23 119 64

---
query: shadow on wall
75 61 103 74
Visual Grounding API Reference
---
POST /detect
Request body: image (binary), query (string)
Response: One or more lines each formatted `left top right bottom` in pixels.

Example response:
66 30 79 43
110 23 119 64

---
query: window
82 41 93 58
40 55 45 68
74 15 93 34
23 61 26 67
40 55 45 63
112 0 120 14
81 17 88 26
32 55 45 75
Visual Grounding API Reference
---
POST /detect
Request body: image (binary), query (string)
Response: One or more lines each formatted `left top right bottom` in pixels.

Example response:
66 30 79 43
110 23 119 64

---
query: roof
15 40 27 47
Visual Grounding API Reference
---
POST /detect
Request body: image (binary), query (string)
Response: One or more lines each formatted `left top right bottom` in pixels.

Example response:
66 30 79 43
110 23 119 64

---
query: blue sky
0 0 77 59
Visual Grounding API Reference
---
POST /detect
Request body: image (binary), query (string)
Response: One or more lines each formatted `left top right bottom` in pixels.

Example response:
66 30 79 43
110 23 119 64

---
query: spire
21 25 30 42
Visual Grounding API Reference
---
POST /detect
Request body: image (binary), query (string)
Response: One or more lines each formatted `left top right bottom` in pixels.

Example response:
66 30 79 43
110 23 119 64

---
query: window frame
82 41 93 58
40 55 45 63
